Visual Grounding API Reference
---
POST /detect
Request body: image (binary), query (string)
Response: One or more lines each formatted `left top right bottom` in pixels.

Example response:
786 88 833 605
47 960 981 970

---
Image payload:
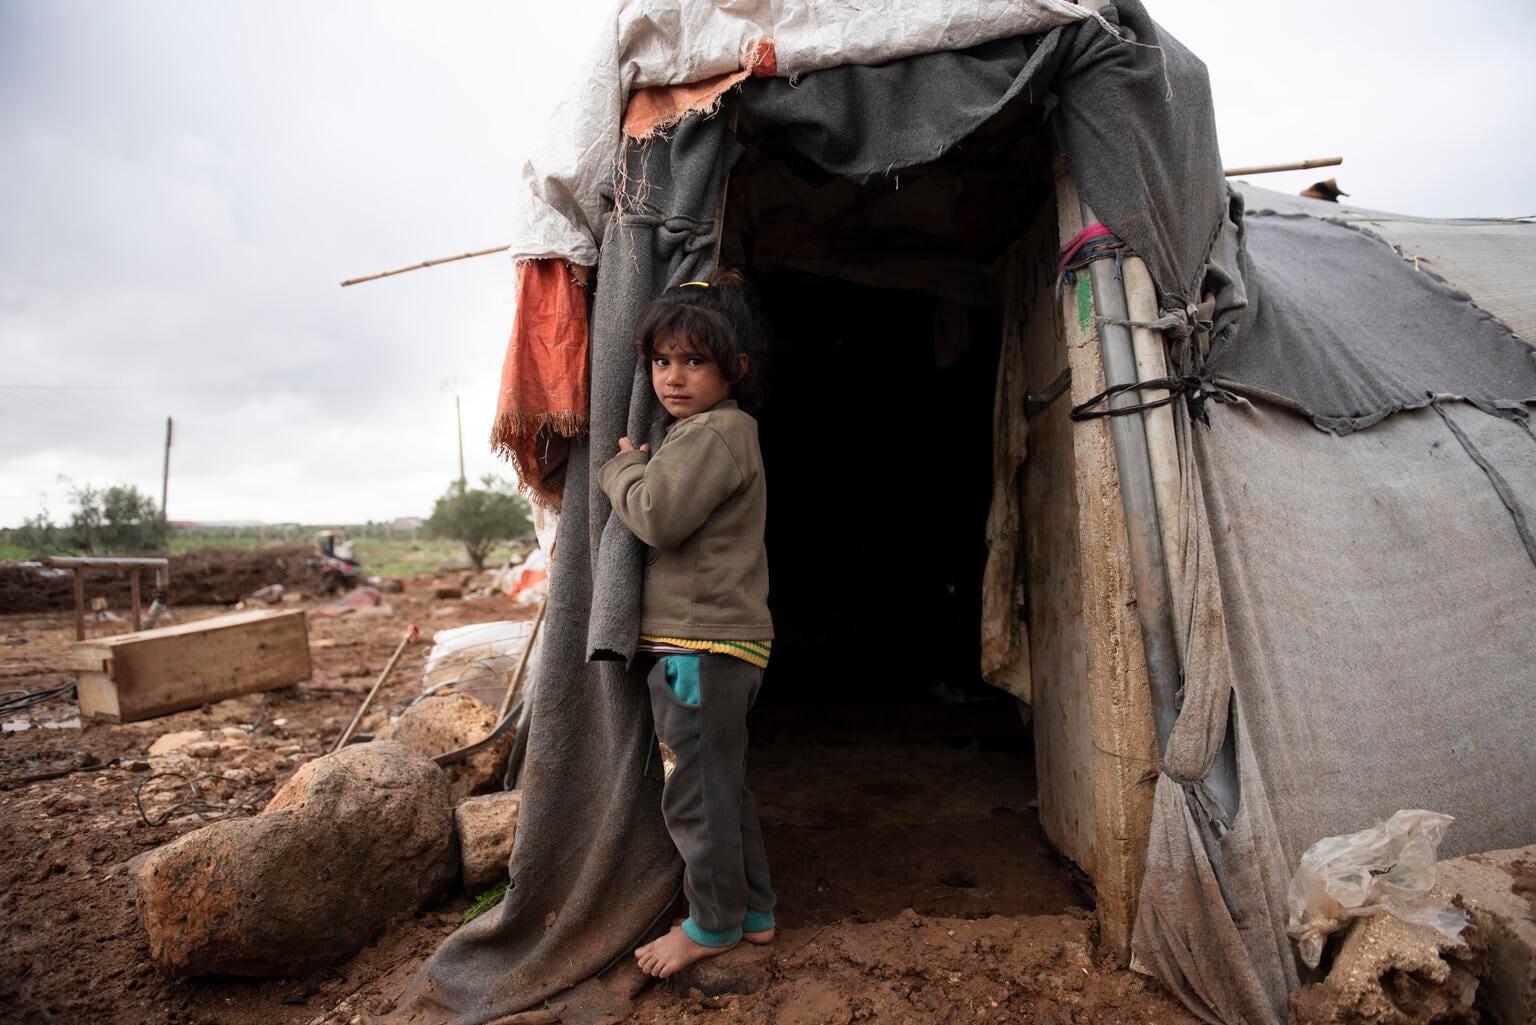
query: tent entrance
711 97 1088 923
721 82 1058 711
736 267 1087 923
753 267 1004 707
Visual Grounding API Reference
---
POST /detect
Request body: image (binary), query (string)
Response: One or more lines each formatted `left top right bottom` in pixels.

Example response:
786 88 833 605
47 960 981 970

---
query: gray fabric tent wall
1135 202 1536 1023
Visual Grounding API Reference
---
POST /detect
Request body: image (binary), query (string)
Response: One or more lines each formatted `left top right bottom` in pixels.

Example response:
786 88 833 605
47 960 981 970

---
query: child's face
650 332 740 420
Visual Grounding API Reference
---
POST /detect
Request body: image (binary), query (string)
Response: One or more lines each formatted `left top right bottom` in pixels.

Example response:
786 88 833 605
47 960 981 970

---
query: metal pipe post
1080 202 1183 754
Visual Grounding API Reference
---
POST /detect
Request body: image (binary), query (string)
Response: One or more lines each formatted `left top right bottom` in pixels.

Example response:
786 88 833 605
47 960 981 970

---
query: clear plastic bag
1286 809 1469 968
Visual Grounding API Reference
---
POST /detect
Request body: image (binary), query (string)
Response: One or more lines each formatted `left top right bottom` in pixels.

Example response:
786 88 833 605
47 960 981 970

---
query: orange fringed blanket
489 258 591 509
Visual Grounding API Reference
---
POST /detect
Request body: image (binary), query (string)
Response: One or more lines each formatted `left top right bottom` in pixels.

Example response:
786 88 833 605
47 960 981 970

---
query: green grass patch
354 538 529 580
463 881 509 924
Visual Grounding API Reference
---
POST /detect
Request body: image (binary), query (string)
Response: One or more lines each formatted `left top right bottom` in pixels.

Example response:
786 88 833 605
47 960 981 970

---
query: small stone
455 791 522 892
381 694 512 803
186 742 222 759
149 730 210 757
274 744 303 757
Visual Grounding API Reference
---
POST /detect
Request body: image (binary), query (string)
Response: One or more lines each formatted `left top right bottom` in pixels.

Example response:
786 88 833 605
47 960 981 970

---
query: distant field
1 535 532 581
354 537 529 580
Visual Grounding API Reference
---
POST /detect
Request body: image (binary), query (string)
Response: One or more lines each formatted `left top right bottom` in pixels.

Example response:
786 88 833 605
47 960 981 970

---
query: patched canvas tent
389 3 1536 1024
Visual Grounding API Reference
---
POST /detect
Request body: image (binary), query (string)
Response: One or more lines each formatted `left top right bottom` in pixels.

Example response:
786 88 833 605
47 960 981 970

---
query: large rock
381 693 513 802
455 790 522 893
137 740 457 977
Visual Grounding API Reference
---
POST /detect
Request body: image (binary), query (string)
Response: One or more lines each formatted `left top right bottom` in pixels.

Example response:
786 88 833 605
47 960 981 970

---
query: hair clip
678 281 710 288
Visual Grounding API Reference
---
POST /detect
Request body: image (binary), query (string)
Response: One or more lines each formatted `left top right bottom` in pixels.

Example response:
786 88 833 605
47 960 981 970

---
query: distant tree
425 476 532 572
62 483 161 554
11 511 59 556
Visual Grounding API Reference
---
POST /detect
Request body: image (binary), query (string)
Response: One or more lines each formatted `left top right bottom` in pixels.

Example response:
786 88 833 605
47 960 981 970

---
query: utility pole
160 416 173 551
148 415 174 629
455 395 467 495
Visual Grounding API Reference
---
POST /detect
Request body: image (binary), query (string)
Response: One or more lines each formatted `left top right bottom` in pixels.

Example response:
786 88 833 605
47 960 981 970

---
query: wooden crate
67 609 311 723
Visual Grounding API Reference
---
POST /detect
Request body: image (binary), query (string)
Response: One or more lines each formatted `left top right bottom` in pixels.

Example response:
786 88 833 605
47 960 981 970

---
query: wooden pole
456 395 467 495
497 599 547 721
332 624 420 752
160 416 172 553
435 600 548 768
1223 156 1342 177
72 568 85 641
130 570 142 632
340 245 510 288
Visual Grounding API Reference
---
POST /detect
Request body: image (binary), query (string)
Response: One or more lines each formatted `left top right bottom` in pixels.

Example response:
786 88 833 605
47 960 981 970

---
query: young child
598 270 776 978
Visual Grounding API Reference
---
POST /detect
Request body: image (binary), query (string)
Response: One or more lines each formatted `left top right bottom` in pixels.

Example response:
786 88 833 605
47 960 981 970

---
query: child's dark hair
632 268 768 413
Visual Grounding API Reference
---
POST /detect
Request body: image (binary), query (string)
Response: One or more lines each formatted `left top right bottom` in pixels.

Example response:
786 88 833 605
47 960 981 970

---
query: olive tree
425 476 532 572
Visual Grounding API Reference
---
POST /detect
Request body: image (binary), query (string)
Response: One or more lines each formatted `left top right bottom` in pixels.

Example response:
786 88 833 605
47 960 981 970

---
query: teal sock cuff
742 908 776 933
681 917 742 948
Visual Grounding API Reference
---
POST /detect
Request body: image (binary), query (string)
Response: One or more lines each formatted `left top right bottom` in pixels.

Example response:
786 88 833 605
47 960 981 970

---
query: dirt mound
0 546 337 615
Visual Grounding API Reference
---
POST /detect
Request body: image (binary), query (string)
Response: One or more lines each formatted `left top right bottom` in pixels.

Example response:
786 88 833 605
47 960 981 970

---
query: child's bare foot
742 926 776 945
634 924 737 978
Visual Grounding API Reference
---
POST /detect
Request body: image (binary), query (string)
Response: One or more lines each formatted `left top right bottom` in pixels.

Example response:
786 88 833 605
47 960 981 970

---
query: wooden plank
69 609 311 723
1005 194 1099 883
1051 166 1160 964
75 673 121 721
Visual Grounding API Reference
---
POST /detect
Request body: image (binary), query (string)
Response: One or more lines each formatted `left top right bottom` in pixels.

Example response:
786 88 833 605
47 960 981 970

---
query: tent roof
506 0 1098 267
1233 182 1536 345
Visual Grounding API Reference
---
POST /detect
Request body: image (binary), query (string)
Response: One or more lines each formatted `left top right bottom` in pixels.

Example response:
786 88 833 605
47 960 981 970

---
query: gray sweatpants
645 654 775 939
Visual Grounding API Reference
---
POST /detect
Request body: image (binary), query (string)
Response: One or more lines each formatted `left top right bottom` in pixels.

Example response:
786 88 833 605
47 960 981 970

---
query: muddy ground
1 551 1202 1025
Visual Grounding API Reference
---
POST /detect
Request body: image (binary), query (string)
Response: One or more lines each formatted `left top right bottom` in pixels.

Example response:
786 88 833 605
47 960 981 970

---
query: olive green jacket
598 400 772 640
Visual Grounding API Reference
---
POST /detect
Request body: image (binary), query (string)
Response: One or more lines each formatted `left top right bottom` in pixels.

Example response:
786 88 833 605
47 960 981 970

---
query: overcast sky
3 1 1532 528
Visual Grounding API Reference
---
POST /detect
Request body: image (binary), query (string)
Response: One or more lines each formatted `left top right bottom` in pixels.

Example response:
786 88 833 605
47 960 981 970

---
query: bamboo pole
1223 156 1342 177
340 245 510 287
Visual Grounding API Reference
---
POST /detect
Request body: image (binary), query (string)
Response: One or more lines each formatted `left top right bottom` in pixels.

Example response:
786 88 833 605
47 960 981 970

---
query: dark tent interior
704 94 1090 923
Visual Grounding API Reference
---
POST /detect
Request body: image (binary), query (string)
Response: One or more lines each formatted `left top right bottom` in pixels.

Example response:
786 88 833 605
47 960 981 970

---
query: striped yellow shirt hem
639 635 772 669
